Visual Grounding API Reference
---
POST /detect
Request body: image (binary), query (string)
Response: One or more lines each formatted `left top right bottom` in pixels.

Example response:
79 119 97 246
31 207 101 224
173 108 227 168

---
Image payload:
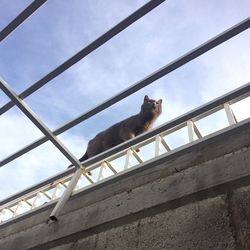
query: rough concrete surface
47 196 236 250
229 185 250 250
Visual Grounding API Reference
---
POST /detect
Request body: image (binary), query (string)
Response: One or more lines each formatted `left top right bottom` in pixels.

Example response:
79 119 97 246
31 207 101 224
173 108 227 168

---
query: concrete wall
0 119 249 250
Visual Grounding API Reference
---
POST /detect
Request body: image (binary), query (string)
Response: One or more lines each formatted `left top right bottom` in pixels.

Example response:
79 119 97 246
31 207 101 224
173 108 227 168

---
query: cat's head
141 95 162 117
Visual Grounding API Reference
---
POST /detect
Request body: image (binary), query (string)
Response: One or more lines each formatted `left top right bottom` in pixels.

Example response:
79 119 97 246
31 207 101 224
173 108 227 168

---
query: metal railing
0 0 249 224
0 0 47 42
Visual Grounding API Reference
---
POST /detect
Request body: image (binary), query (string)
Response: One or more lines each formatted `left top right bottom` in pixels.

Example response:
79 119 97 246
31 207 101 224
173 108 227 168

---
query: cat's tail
79 152 88 162
67 152 92 175
67 152 88 169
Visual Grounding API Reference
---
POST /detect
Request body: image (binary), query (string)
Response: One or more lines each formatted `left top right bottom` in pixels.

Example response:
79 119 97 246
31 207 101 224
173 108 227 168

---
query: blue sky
0 0 249 200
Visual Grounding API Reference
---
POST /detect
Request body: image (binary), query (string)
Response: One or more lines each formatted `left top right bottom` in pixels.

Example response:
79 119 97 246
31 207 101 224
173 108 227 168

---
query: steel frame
0 0 47 42
0 0 249 223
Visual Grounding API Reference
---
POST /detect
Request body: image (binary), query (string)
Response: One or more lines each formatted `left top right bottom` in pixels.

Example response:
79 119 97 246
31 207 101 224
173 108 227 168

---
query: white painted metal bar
41 191 52 200
187 120 196 142
51 184 63 200
8 208 15 214
155 135 161 156
50 168 82 221
105 161 117 174
132 149 144 163
124 149 133 170
161 137 171 152
0 78 93 221
31 193 41 208
51 169 94 220
60 182 67 188
0 176 73 212
83 172 95 184
0 78 85 171
187 120 202 142
224 103 237 125
13 202 22 216
97 162 106 181
24 199 32 208
193 121 202 139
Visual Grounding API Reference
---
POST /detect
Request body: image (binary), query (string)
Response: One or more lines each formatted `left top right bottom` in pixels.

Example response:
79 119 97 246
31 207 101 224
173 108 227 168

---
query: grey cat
69 95 162 169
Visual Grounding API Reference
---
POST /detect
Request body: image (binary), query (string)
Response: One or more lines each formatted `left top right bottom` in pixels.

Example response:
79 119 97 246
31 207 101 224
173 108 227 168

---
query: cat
69 95 162 171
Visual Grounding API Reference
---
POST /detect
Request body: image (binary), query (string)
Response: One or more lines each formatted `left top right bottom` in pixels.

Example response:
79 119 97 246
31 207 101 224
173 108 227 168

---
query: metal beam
0 0 166 115
224 103 237 125
49 168 82 221
0 0 47 42
0 78 84 170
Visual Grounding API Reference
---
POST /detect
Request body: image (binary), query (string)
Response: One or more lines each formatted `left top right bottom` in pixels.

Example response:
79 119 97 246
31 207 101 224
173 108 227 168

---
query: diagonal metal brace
0 78 83 169
0 77 86 221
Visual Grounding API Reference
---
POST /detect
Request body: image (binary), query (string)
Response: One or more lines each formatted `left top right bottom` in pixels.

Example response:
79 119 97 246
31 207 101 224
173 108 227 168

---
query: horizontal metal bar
1 83 249 207
0 0 47 42
0 78 84 170
0 0 165 115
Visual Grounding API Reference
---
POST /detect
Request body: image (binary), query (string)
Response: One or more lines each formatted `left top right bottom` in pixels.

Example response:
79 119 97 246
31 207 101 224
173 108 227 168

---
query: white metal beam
0 78 85 170
224 103 237 125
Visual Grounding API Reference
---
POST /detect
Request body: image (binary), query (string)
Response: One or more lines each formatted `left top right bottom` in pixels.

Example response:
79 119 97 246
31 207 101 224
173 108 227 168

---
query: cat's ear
144 95 149 102
158 99 162 104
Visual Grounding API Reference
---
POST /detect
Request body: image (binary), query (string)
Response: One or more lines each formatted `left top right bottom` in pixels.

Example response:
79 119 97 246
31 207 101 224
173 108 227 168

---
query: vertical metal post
155 135 163 156
124 149 133 169
224 103 237 125
97 162 106 181
187 120 195 142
